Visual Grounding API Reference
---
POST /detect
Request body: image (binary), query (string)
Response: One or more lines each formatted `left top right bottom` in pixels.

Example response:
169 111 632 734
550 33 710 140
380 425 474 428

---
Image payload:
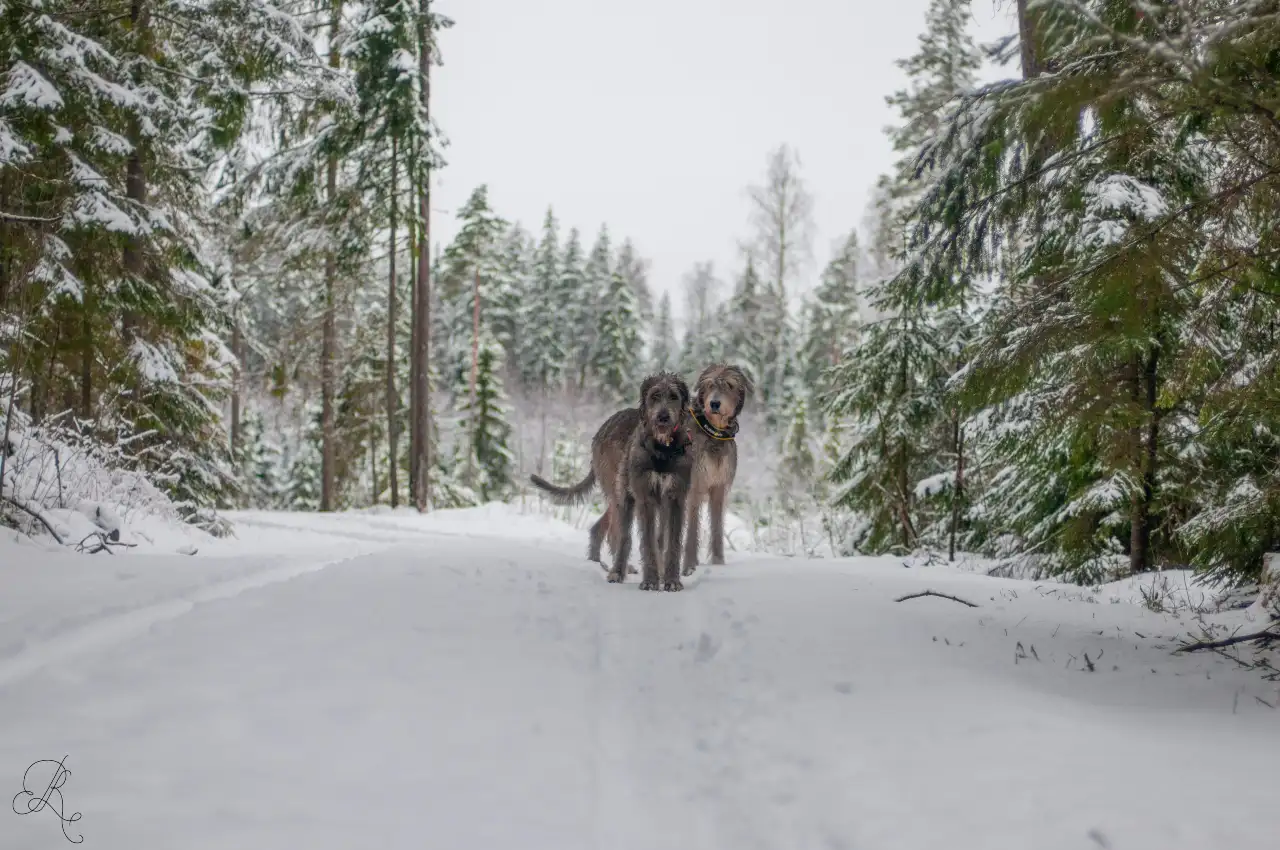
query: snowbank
1 408 217 556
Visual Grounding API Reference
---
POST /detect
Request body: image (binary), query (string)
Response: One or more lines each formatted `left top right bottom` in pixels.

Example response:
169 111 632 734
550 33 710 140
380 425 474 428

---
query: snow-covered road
1 507 1277 850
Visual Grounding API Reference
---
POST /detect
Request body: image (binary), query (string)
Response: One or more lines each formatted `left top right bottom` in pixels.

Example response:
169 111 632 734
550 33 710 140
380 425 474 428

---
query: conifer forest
4 0 1280 590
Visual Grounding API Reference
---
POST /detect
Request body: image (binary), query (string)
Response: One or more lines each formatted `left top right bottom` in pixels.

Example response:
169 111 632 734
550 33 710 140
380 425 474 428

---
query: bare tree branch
895 589 980 607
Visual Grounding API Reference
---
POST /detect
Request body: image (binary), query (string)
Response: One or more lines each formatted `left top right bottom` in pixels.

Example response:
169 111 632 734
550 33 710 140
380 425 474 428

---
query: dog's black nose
657 410 671 423
710 399 721 412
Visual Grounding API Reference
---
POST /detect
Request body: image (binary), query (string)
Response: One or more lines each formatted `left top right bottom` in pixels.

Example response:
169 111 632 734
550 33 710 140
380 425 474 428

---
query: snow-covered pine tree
236 409 284 509
878 0 981 233
0 0 332 527
519 208 566 392
575 226 612 389
454 334 515 501
650 292 677 372
440 186 506 304
491 223 533 364
285 405 325 512
778 395 817 518
823 0 981 557
677 262 724 376
592 269 644 404
616 238 654 323
888 0 1275 579
801 230 864 410
825 297 948 554
558 228 590 387
438 185 507 408
722 258 769 395
758 278 800 428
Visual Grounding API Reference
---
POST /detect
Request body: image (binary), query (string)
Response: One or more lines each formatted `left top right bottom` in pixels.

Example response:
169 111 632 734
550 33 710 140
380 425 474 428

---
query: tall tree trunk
386 138 400 508
1129 347 1160 576
411 0 434 511
949 414 963 563
122 0 150 345
80 297 93 419
320 0 342 513
407 142 420 500
466 265 480 484
1015 0 1043 79
229 310 242 462
897 440 916 551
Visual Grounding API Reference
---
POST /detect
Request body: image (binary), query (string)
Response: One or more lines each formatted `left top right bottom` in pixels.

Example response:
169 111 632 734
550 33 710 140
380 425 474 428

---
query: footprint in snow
833 682 854 695
694 632 720 663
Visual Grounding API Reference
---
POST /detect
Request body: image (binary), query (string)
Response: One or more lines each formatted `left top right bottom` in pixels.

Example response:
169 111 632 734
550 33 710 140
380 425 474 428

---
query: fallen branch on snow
1174 625 1280 654
76 529 135 555
1 494 64 544
895 590 979 608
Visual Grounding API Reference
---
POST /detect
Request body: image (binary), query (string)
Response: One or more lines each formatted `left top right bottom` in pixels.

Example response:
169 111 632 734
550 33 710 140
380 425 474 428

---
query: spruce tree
677 262 724 376
650 292 677 372
492 224 533 363
823 0 981 557
616 238 654 322
455 335 515 501
593 269 644 403
778 395 817 517
439 185 507 409
577 226 613 388
825 300 947 553
885 0 1279 578
558 228 590 386
723 258 769 387
801 230 864 406
519 208 565 391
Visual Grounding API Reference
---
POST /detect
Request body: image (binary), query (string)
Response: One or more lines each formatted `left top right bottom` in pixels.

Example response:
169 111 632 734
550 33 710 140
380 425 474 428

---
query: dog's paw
710 554 726 565
681 565 696 577
607 571 625 583
639 579 660 591
662 578 684 592
628 565 639 574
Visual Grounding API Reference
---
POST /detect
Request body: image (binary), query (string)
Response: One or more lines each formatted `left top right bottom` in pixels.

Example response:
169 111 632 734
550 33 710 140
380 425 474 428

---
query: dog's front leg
709 485 727 565
662 494 686 591
637 497 661 591
682 493 702 576
607 496 634 583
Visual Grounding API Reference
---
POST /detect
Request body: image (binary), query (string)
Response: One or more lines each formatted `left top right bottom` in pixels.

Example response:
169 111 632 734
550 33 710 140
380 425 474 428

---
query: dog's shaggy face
695 363 752 430
639 372 690 446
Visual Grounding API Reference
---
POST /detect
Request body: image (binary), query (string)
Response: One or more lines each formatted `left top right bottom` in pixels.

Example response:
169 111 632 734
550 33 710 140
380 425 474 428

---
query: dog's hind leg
603 501 638 573
709 485 728 565
607 496 634 583
588 507 609 565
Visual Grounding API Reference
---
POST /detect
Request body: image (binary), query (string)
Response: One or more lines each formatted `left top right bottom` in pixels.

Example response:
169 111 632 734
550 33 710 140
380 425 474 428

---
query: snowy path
1 509 1278 850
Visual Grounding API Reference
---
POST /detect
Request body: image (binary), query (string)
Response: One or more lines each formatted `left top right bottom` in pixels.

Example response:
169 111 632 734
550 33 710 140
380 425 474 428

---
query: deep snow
1 506 1277 850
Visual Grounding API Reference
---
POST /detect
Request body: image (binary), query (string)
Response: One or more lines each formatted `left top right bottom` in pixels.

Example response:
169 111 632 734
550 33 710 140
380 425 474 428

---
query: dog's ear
676 376 691 410
694 365 715 410
727 365 753 417
639 374 659 409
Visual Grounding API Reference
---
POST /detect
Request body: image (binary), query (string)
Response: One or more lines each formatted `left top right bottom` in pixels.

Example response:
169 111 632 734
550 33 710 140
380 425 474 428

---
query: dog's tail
529 468 597 506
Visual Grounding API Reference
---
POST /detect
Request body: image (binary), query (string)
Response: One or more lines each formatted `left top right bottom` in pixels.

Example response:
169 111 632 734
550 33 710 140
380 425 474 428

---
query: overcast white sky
432 0 1018 315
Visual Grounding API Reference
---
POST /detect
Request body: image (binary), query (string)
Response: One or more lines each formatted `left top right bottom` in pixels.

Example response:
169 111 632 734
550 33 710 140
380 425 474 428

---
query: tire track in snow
586 566 723 850
0 552 372 691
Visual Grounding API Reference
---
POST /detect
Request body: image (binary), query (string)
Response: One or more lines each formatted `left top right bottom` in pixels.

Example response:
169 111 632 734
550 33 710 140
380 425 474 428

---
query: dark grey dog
530 372 692 590
683 363 752 576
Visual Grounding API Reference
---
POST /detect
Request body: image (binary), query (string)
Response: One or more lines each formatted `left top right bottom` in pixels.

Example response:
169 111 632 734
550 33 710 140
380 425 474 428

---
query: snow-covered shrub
1 388 222 548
